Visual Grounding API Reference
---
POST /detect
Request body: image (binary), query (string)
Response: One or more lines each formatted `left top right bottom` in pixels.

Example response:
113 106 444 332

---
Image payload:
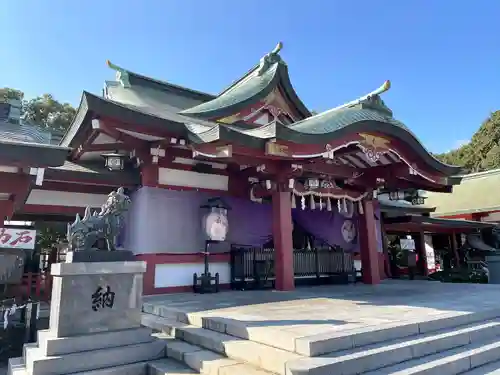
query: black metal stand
193 240 220 294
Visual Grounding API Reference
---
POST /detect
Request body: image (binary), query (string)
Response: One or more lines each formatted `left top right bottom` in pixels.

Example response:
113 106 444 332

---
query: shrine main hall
0 43 462 294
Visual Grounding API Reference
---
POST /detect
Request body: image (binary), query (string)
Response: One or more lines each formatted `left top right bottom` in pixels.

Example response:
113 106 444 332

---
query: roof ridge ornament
355 80 393 116
106 60 131 88
257 42 284 76
305 80 392 120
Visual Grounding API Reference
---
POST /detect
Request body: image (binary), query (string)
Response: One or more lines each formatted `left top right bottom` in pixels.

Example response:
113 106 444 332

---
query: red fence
5 272 52 301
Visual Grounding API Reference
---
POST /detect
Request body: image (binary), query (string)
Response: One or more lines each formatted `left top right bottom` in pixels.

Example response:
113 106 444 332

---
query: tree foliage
35 222 67 250
1 88 76 134
434 111 500 173
0 87 24 101
23 94 76 134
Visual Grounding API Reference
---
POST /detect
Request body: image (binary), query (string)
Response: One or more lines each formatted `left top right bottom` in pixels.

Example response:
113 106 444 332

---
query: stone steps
143 313 297 374
461 360 500 374
362 336 500 375
67 362 148 375
152 333 278 375
142 303 500 357
148 359 198 375
141 310 500 375
285 319 500 375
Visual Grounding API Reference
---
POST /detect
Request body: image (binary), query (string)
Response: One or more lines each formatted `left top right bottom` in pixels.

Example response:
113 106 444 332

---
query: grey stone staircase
140 306 500 375
8 327 165 375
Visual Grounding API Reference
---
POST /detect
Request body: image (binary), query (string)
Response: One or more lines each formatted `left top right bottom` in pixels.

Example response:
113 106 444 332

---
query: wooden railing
230 245 356 290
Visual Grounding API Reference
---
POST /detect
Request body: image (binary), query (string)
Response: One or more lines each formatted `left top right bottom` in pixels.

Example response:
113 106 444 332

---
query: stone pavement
144 280 500 339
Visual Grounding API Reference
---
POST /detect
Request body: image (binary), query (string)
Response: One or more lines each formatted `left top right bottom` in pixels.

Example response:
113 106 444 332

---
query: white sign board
424 234 436 271
400 238 416 251
0 228 36 249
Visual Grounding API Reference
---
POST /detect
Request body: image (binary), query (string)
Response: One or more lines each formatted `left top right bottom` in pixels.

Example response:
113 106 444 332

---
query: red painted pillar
141 162 159 187
0 200 14 221
359 199 381 284
272 190 294 291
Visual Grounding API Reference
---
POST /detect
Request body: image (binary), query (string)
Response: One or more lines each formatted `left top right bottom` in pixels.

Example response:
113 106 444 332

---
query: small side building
426 169 500 222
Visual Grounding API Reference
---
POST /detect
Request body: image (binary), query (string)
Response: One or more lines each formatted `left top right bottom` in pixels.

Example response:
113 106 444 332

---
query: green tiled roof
426 169 500 216
180 43 310 120
181 63 279 118
106 60 215 102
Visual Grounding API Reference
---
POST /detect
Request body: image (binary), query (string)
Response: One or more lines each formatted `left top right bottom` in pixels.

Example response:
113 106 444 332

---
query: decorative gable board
217 87 300 127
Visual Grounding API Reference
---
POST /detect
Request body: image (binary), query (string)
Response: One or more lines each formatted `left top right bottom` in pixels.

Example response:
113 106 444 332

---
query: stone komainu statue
67 187 131 252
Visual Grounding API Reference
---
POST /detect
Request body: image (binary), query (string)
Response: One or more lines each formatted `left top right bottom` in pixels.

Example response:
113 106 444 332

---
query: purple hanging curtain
226 198 273 247
292 208 359 252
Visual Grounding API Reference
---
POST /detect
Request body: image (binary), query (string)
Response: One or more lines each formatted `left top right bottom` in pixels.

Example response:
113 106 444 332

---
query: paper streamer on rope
291 194 296 209
343 198 347 213
2 303 28 330
310 195 315 210
327 197 332 211
319 197 323 211
301 196 306 210
337 199 341 213
358 201 364 215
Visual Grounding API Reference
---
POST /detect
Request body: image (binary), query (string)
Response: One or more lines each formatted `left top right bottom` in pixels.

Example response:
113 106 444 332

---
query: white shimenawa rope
2 303 30 330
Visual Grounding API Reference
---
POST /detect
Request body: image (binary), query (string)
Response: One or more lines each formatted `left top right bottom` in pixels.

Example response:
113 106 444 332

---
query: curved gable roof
180 43 311 120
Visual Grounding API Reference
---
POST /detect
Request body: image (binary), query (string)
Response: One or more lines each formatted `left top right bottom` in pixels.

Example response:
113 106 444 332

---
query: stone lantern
193 197 231 293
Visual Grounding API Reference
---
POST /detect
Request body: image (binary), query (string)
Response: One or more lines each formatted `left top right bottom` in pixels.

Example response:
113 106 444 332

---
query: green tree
35 222 67 250
434 111 500 173
0 87 24 101
1 88 76 134
23 93 76 134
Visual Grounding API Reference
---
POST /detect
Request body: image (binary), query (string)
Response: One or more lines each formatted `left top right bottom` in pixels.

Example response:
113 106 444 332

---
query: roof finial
257 42 284 76
272 42 283 55
376 80 391 96
307 80 393 120
106 60 131 88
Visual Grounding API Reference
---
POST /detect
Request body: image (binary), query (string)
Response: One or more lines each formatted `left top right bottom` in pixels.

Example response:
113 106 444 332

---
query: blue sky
1 1 498 153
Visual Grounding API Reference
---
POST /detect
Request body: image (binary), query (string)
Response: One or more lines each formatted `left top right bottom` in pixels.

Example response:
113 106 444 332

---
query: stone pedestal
8 261 164 375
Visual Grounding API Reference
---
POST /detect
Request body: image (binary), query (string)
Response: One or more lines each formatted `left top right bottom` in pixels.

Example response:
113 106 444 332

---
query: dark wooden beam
85 142 135 153
72 129 99 160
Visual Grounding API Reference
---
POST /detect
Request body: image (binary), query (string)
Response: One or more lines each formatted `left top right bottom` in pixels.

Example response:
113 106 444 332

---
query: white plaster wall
0 166 18 173
25 190 108 208
154 262 230 288
158 168 228 191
